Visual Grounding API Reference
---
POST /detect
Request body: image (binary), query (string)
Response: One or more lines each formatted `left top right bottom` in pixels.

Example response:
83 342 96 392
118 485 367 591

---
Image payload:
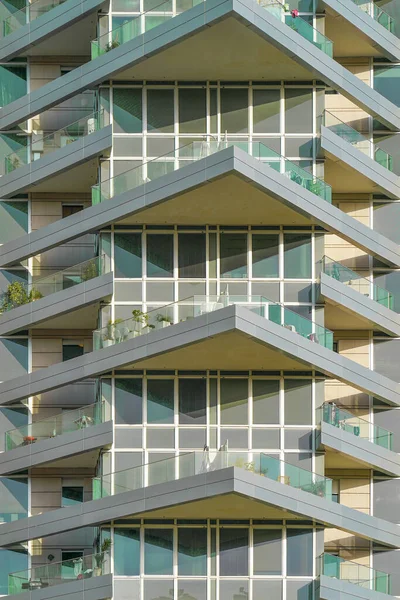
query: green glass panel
114 528 140 575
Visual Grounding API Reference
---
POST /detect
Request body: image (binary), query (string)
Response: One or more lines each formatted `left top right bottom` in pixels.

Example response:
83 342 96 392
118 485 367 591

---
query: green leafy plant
94 538 111 568
105 40 120 52
104 318 124 341
131 309 149 325
0 281 29 312
156 313 173 324
29 288 43 302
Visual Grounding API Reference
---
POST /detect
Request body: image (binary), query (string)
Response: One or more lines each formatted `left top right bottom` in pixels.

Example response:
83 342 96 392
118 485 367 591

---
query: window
178 528 207 575
220 89 248 133
220 233 247 278
62 340 84 361
147 89 174 133
179 379 206 424
253 529 282 575
146 234 173 278
219 529 248 576
286 529 313 575
114 233 142 278
62 205 83 218
178 89 206 133
0 548 28 595
252 379 280 424
114 528 140 576
144 529 173 575
62 486 84 506
252 234 279 278
147 379 174 424
253 89 280 133
284 380 312 425
178 233 206 278
115 379 143 424
284 89 313 133
284 234 311 279
374 65 400 108
220 379 248 425
113 89 142 133
332 479 340 503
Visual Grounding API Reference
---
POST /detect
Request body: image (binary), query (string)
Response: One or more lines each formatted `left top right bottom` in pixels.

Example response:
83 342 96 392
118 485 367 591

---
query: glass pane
178 88 206 133
115 233 142 278
178 528 207 575
114 528 140 575
113 89 142 133
284 234 311 279
220 89 248 134
0 548 28 596
178 233 206 278
0 66 26 107
144 529 173 575
253 89 280 133
220 379 248 425
219 529 249 576
179 379 206 424
61 486 83 506
373 202 400 244
115 379 143 424
286 529 313 575
285 89 313 133
374 339 400 382
252 234 279 278
374 66 400 108
253 529 282 575
253 379 280 424
147 379 174 424
0 202 28 244
284 380 312 425
220 233 248 278
147 89 174 133
147 234 173 278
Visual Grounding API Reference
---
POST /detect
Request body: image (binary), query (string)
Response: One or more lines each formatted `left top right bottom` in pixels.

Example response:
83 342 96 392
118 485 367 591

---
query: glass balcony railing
92 140 332 205
91 0 333 59
351 0 395 34
8 552 111 596
5 402 105 451
93 294 334 351
4 110 105 174
319 553 391 594
2 0 67 37
321 256 394 310
320 402 393 450
0 255 110 314
93 451 332 500
322 111 393 171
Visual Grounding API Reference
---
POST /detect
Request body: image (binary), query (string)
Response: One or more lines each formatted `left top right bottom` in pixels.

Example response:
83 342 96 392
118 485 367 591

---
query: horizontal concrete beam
321 126 400 200
0 126 112 199
0 272 113 336
0 420 113 476
319 272 400 337
0 467 398 547
0 304 398 406
1 147 399 268
319 421 400 477
0 0 398 130
0 0 108 62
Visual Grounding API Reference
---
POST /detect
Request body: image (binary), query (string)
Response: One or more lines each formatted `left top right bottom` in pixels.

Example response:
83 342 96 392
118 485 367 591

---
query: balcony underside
0 467 398 548
0 304 399 408
321 126 400 199
0 125 112 199
0 271 113 335
0 0 399 131
319 574 393 600
1 147 399 269
321 0 400 61
4 574 113 600
0 0 108 62
319 272 400 337
0 420 113 476
319 421 400 476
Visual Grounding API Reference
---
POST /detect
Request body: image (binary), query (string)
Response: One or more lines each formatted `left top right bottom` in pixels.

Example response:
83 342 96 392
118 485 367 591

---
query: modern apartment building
0 0 399 598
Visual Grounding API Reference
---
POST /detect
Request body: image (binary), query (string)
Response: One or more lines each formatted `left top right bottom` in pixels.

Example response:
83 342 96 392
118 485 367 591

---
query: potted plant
102 319 123 347
105 40 120 52
94 539 111 576
155 313 173 328
0 281 29 312
28 288 43 302
81 261 99 282
131 309 149 332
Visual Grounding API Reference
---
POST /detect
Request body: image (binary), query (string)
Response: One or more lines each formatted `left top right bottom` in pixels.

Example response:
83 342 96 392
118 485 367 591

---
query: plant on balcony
0 281 29 312
102 318 124 346
29 288 43 302
94 538 111 575
105 40 120 52
131 309 155 332
155 313 173 328
81 261 99 282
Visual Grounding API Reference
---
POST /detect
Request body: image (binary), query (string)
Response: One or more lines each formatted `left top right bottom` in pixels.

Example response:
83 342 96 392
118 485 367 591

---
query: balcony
319 553 392 600
0 0 108 62
321 111 400 199
6 552 112 600
0 255 113 335
319 256 400 337
320 0 400 61
0 111 112 198
318 402 400 476
0 0 399 132
0 451 399 548
0 402 113 475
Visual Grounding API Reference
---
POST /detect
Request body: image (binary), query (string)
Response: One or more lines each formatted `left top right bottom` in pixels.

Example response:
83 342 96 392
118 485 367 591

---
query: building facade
0 0 399 599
